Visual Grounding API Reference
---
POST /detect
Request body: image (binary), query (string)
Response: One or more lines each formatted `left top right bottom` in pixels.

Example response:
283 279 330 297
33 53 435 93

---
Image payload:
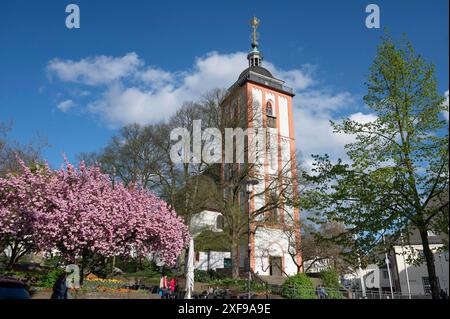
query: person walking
159 275 168 299
51 273 69 299
169 277 177 299
319 286 328 299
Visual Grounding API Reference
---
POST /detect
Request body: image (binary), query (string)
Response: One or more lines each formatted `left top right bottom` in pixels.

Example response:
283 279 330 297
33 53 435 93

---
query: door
269 256 282 276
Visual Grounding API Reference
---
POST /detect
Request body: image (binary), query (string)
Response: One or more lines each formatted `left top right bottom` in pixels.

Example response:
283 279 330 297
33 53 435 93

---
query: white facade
190 210 223 235
249 87 300 277
189 210 230 272
393 244 449 296
253 227 298 276
194 251 231 271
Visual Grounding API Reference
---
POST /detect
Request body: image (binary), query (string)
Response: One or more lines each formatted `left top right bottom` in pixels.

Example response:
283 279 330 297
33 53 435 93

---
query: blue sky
0 0 448 168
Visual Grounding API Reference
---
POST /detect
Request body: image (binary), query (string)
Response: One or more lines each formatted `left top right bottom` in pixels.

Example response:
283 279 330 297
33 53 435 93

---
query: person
159 275 168 299
315 285 322 299
319 286 328 299
51 273 69 299
169 277 177 299
440 289 448 300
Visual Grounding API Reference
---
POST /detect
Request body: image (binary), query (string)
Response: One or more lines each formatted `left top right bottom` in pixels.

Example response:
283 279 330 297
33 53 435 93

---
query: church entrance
269 256 282 276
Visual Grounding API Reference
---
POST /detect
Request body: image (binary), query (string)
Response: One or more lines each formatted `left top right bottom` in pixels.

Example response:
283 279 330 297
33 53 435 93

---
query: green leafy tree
319 268 343 299
306 34 449 299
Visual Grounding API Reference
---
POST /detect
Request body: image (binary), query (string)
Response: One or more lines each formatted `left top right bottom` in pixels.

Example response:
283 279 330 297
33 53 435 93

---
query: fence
260 284 432 299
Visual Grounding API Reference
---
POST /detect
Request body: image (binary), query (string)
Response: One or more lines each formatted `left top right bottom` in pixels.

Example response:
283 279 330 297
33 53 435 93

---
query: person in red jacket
169 278 177 298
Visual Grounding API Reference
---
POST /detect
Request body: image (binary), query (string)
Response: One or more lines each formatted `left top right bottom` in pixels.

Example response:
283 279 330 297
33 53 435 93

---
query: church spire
248 16 262 67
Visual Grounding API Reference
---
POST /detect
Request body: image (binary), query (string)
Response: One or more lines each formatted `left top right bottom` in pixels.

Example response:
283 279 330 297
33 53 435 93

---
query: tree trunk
79 264 85 286
6 242 19 270
231 236 240 279
6 241 26 270
419 228 440 299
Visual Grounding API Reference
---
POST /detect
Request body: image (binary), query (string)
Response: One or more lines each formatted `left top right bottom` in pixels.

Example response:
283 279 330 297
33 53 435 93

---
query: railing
250 271 270 299
278 285 433 299
246 73 294 95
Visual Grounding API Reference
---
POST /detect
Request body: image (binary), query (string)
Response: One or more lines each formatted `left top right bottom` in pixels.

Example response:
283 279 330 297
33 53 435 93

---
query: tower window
266 101 276 128
266 101 274 117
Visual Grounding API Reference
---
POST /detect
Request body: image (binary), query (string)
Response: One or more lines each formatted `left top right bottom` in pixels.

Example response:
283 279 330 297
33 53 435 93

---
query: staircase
250 272 286 297
258 275 287 286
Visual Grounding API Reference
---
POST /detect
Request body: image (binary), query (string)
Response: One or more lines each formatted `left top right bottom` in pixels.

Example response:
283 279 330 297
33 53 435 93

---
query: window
422 277 440 295
266 101 274 117
427 230 437 237
417 250 425 259
383 270 389 279
266 101 276 128
216 214 224 230
223 258 232 269
422 277 431 295
445 252 449 262
195 252 200 263
267 207 281 224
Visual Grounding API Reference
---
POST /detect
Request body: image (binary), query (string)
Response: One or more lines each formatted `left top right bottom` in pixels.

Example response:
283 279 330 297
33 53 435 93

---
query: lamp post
243 178 259 299
438 253 447 294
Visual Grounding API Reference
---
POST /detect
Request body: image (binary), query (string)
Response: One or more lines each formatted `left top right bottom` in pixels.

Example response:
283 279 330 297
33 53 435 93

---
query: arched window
216 214 224 230
266 101 274 117
266 100 276 128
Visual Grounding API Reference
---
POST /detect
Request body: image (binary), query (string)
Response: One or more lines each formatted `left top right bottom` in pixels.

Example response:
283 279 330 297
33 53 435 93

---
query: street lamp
243 178 259 299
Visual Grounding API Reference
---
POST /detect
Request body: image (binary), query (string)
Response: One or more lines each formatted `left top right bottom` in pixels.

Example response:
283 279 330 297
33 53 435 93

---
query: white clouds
349 112 377 124
47 53 141 85
137 67 174 87
264 61 315 91
443 90 449 123
57 99 75 112
87 84 181 126
298 90 354 115
46 51 363 165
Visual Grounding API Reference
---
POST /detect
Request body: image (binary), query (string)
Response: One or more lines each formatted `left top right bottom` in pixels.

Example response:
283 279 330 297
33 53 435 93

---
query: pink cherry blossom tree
0 159 190 276
0 162 54 269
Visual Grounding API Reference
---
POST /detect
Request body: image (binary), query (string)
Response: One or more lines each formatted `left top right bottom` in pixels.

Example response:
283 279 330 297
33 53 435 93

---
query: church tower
221 17 301 277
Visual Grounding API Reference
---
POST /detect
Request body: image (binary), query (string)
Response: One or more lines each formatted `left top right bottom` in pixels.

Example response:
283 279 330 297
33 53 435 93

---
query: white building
344 230 449 297
390 230 449 296
189 209 231 272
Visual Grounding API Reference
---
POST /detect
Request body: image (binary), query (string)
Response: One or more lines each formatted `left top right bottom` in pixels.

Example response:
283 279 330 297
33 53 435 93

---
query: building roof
228 66 295 97
238 65 274 80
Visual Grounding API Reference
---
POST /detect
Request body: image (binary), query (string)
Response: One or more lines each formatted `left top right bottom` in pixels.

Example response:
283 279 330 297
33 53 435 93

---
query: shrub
194 269 224 283
281 273 316 299
319 268 343 299
35 268 65 288
194 269 210 282
0 268 64 288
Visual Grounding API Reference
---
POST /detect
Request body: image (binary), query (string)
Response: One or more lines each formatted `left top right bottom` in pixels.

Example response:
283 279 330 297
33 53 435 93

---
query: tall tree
0 121 47 176
305 34 449 299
